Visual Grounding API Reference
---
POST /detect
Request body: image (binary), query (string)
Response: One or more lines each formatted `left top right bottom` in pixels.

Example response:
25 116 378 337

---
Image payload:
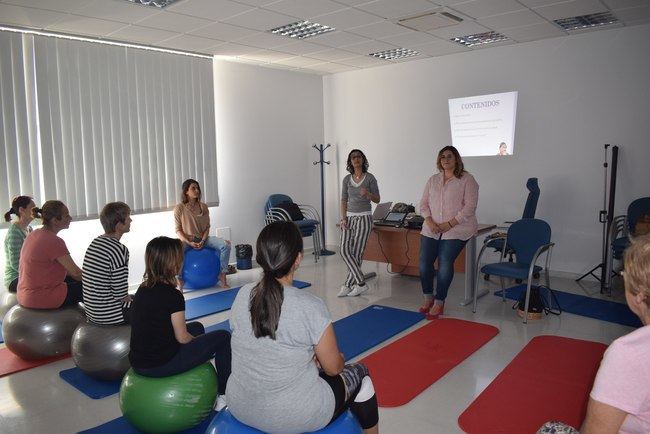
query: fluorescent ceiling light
451 31 508 47
554 12 618 31
368 48 420 61
126 0 181 7
269 21 335 40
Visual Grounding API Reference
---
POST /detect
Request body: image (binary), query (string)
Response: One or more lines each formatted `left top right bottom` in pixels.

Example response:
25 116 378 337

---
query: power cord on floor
375 228 412 275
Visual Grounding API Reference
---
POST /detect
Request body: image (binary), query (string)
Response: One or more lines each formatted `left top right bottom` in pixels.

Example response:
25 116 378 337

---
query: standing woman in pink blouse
418 146 479 320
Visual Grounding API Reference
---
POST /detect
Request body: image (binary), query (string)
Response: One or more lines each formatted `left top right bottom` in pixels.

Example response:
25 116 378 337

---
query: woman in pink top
17 200 83 309
418 146 478 320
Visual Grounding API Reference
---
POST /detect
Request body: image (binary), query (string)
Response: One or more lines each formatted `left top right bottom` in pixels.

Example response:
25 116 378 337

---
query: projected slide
448 91 518 157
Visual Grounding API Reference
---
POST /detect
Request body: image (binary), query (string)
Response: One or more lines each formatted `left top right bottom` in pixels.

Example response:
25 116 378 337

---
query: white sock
353 376 375 402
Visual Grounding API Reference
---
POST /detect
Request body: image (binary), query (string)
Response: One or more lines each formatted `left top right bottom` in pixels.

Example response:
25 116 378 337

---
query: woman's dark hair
4 195 33 222
250 221 303 340
142 236 184 288
32 200 66 227
436 145 466 179
346 149 369 174
181 178 201 204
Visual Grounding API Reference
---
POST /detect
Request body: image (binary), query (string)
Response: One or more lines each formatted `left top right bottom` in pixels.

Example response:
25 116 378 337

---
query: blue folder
495 284 642 328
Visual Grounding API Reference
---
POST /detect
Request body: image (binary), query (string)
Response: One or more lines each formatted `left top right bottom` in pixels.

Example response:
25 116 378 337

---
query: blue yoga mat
185 280 311 320
78 410 216 434
184 279 311 293
59 368 121 399
495 284 642 328
205 305 424 361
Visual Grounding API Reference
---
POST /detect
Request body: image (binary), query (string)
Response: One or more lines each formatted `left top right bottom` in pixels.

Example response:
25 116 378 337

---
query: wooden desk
363 224 496 305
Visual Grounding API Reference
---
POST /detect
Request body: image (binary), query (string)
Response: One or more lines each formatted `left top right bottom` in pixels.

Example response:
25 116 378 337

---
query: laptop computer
372 202 392 223
375 211 408 227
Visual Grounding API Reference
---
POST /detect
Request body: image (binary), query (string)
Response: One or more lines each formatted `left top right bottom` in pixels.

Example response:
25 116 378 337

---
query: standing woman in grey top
339 149 380 297
226 222 379 434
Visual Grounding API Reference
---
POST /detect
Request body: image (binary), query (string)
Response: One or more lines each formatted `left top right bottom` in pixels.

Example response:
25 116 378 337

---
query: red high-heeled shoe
425 303 444 320
418 300 434 314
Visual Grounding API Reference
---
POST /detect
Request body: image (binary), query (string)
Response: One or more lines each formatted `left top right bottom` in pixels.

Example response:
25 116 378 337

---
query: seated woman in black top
129 236 231 404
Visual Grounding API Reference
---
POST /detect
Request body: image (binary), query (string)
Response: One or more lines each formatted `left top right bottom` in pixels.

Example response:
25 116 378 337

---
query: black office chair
484 178 540 281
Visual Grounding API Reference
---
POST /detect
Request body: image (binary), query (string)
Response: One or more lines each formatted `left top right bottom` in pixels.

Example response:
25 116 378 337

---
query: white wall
323 23 650 275
1 60 324 287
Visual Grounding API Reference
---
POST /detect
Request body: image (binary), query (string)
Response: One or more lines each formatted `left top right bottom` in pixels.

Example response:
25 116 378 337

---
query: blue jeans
185 236 231 274
419 235 467 302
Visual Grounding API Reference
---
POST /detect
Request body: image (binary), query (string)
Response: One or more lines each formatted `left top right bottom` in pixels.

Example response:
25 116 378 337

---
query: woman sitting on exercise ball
174 179 231 287
17 200 83 309
4 195 35 294
226 221 379 434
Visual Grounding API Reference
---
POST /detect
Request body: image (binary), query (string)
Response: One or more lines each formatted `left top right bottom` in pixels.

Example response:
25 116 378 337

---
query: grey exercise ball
71 321 131 381
0 292 18 322
2 305 85 360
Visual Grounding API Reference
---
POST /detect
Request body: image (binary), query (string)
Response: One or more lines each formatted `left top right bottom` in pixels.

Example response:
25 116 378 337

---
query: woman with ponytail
17 200 84 309
128 237 231 409
226 221 379 434
4 196 35 293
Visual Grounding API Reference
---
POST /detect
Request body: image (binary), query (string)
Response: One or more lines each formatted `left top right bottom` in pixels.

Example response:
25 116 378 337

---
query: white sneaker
215 395 227 411
347 284 368 297
338 285 352 297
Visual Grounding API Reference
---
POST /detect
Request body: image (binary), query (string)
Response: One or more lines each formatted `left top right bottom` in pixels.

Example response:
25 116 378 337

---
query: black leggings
133 322 231 395
60 277 83 307
320 363 379 430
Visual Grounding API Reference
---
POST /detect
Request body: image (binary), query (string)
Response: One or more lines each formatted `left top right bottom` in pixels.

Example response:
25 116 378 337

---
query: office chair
473 218 555 324
264 194 323 262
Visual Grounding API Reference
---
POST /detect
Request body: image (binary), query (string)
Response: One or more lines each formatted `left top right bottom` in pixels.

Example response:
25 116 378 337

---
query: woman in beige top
174 179 231 287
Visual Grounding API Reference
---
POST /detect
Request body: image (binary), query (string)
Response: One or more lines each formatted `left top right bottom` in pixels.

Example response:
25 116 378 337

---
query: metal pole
313 144 335 256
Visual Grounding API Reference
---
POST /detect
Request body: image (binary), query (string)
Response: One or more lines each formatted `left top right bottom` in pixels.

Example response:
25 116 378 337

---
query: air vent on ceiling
397 11 463 32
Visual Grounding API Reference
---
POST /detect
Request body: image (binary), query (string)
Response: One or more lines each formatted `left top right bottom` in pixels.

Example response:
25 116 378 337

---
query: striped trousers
340 215 373 287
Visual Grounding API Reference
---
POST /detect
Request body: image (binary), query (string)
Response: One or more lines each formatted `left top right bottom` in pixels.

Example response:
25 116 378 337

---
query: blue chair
473 218 555 324
265 194 322 262
605 197 650 292
484 178 540 279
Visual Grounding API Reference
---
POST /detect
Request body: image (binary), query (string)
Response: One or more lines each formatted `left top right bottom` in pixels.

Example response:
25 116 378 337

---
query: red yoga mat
359 318 499 407
0 347 69 377
458 335 607 434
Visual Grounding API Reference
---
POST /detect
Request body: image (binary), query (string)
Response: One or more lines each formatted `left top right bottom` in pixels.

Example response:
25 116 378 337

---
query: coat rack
313 144 336 256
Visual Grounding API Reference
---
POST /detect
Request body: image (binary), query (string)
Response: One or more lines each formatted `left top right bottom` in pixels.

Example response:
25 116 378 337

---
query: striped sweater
82 236 129 325
4 223 29 287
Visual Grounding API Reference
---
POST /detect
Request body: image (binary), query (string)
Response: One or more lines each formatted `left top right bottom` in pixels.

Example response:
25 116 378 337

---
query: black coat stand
313 144 336 256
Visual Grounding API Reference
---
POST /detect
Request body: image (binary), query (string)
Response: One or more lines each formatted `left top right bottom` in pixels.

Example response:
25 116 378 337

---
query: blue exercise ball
205 408 362 434
182 247 220 289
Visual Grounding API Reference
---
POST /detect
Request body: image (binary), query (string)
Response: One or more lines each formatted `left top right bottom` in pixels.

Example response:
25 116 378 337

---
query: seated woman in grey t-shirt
226 221 379 434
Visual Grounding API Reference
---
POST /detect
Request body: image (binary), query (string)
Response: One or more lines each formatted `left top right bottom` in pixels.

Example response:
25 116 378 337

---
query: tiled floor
0 252 632 434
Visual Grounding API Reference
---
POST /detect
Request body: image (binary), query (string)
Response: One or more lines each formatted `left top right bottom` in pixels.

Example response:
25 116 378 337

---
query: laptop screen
384 212 407 223
372 202 392 220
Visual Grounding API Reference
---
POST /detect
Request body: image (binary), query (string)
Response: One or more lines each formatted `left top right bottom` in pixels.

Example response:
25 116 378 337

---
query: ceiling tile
222 8 298 31
134 11 213 33
302 30 371 47
233 31 291 49
239 49 295 62
304 61 358 73
410 39 469 55
1 0 86 13
331 0 374 6
274 40 330 55
307 47 358 61
603 0 650 9
349 20 412 38
230 0 279 6
336 54 387 67
74 0 160 24
426 20 490 38
313 7 384 30
46 15 127 36
108 24 181 44
166 0 253 21
377 29 442 45
209 42 259 56
263 0 347 19
0 3 68 28
355 0 439 20
477 9 546 29
273 55 324 67
533 0 607 21
613 4 650 24
450 0 526 19
343 39 398 54
517 0 570 7
500 21 566 41
188 22 257 41
158 33 220 50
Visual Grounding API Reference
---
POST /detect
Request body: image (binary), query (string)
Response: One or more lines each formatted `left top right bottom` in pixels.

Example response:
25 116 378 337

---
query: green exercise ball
119 363 218 433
